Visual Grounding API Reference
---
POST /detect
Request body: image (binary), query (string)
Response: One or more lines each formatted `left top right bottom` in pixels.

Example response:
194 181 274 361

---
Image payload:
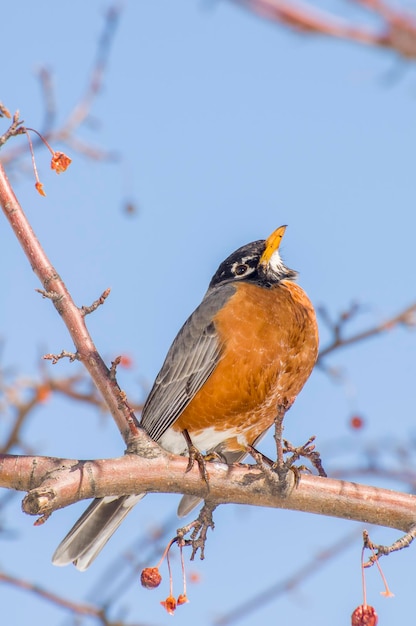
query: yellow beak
259 225 287 266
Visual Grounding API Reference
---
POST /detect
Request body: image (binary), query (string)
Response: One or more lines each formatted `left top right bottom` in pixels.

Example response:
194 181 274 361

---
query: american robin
52 225 318 570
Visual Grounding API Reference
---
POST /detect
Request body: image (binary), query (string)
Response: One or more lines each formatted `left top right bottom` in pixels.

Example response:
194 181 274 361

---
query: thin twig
363 524 416 567
81 288 111 316
0 111 25 149
318 301 416 361
0 103 11 119
0 394 40 454
0 4 122 166
43 350 78 365
0 570 111 623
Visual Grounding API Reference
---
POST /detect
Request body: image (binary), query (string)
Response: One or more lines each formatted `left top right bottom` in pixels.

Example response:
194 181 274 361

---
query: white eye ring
234 263 248 276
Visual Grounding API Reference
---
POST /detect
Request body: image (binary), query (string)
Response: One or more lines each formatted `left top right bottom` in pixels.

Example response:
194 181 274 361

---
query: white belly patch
158 426 246 456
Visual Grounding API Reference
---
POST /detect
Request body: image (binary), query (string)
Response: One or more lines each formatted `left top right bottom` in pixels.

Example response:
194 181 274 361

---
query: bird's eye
235 264 248 276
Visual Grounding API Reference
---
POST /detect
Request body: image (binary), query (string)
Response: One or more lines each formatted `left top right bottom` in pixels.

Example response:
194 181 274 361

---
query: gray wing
141 283 236 442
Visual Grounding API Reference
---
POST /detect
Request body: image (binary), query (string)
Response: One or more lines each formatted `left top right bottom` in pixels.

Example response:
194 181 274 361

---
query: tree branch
0 161 141 444
231 0 416 60
0 4 121 168
0 571 111 624
318 301 416 361
1 452 415 535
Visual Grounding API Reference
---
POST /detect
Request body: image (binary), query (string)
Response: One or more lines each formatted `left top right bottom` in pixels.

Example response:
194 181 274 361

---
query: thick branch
1 453 415 535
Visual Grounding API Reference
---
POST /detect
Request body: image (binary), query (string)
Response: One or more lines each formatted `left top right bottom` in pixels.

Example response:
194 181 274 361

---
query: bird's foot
176 501 217 561
247 433 326 496
182 429 210 486
283 436 327 478
273 399 293 468
246 444 293 496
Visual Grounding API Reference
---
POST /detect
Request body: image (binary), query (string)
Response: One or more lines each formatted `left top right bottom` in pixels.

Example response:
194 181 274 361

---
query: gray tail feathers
177 494 203 518
53 449 250 568
52 494 144 571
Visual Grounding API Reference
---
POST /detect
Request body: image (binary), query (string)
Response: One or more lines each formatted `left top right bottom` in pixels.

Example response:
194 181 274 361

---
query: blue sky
1 1 416 624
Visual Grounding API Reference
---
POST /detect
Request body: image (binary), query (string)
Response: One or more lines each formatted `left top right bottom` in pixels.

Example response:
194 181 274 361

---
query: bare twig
0 393 41 454
363 524 416 567
0 4 122 166
81 287 111 316
109 356 122 381
0 103 11 119
0 369 144 457
318 301 416 361
49 374 143 412
0 111 25 149
43 350 78 365
0 570 112 624
36 288 61 301
231 0 416 60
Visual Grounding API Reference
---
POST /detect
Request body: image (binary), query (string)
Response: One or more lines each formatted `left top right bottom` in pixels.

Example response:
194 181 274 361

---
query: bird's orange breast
173 280 318 452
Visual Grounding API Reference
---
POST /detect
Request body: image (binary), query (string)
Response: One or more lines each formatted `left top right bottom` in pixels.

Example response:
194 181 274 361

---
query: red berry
351 604 378 625
350 415 364 430
140 567 162 589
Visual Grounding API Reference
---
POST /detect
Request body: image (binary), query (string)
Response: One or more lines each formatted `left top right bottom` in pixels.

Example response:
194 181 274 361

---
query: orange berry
36 385 51 403
160 595 177 615
189 571 201 583
140 567 162 589
350 415 364 430
351 604 378 626
177 593 189 605
35 181 46 196
51 151 72 174
119 355 133 368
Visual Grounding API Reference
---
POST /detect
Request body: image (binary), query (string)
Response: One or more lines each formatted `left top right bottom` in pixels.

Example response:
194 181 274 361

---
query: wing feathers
141 285 235 442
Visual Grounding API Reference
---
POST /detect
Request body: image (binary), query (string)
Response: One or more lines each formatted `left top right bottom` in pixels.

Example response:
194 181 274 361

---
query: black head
209 226 298 290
